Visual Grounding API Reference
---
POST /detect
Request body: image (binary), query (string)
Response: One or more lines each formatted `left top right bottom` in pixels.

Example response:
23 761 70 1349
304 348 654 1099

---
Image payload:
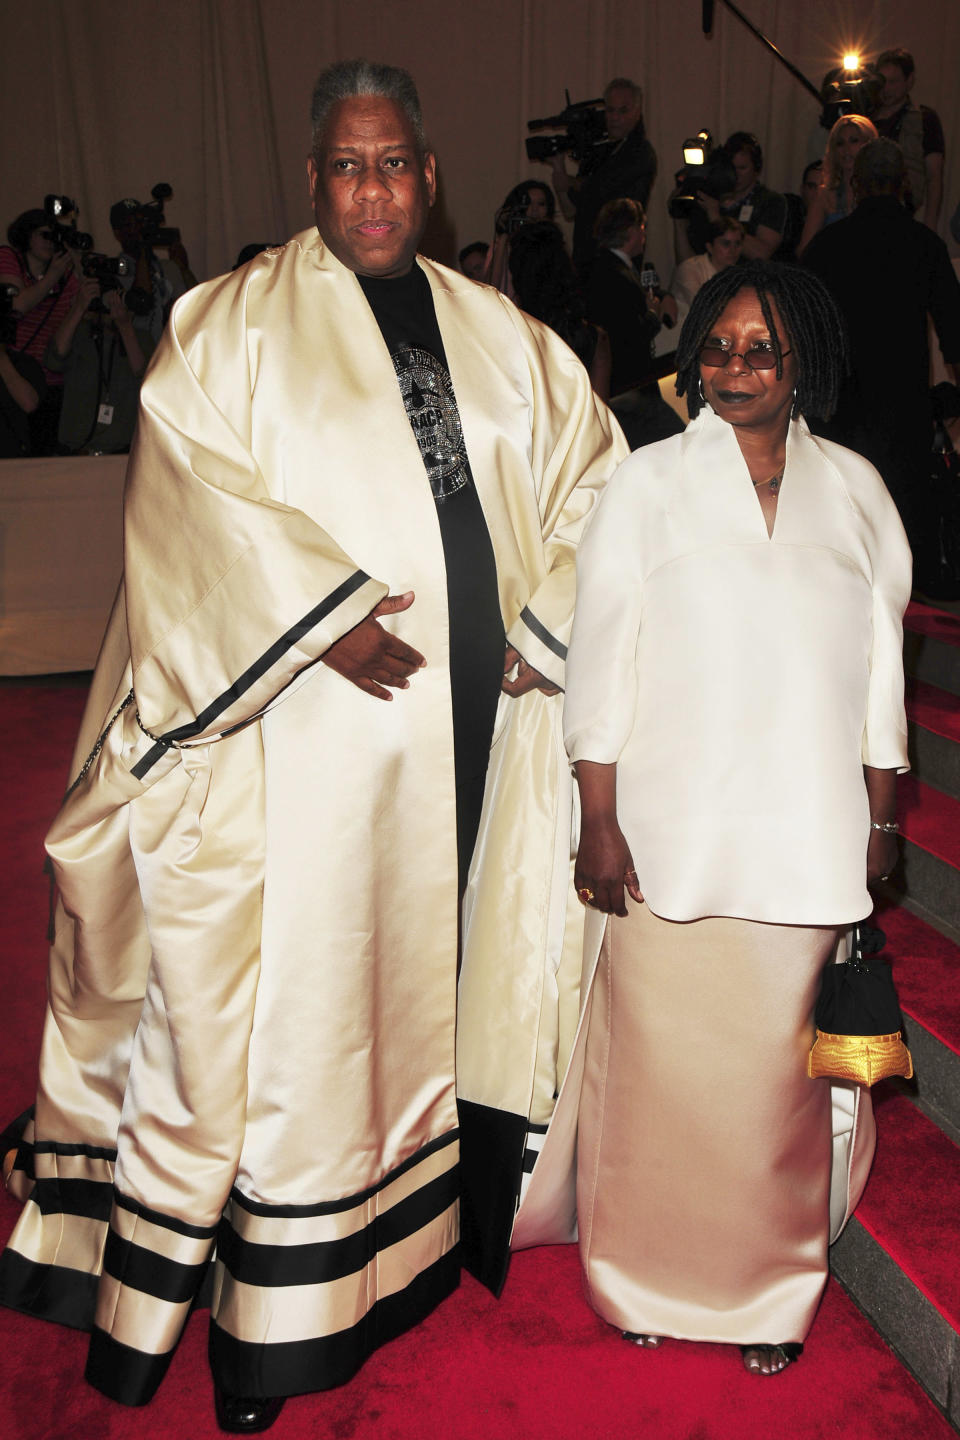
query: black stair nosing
891 840 960 934
904 631 960 699
907 722 960 802
882 1029 960 1146
830 1218 960 1426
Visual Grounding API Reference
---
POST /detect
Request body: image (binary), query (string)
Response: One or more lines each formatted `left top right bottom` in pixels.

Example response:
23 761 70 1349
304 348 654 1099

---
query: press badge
738 204 754 223
97 403 115 425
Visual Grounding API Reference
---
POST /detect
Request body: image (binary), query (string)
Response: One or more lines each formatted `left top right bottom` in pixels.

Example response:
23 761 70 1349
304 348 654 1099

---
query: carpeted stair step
887 774 960 934
875 900 960 1141
907 679 960 800
831 1090 960 1428
904 601 960 697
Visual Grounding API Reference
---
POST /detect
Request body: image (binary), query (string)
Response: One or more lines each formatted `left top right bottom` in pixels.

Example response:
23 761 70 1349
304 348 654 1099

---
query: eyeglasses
699 344 792 372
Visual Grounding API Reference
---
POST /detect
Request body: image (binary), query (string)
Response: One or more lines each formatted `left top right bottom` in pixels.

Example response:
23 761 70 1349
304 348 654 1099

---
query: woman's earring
698 377 706 403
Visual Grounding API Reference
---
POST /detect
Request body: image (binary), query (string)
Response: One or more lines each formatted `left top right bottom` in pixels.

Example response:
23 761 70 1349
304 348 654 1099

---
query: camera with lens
0 284 18 346
818 64 884 129
81 253 136 312
668 131 737 220
43 194 94 252
526 92 609 174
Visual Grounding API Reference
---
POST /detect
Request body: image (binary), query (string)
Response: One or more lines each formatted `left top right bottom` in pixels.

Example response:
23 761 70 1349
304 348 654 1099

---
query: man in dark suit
804 138 960 582
585 197 683 448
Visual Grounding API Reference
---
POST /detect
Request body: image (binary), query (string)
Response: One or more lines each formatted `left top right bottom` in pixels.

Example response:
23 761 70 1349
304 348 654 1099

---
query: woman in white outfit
564 261 911 1377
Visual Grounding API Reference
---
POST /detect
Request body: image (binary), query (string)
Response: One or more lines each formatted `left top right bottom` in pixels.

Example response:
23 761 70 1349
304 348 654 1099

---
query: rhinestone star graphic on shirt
391 344 469 502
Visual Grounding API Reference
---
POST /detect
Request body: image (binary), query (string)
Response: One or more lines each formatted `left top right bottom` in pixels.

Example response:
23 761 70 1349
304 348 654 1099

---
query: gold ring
577 887 595 904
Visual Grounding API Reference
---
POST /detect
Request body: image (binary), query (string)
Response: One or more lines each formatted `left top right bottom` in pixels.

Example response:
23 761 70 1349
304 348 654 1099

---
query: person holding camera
550 79 657 278
873 48 945 231
483 179 558 295
45 272 152 454
675 132 786 264
110 197 194 343
0 208 80 452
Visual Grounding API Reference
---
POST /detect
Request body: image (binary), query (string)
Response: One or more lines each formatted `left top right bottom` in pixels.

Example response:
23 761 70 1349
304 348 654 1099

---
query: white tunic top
564 407 912 925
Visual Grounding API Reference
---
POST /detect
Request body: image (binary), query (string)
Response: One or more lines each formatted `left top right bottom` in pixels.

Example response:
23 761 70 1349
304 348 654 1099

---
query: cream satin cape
0 231 626 1404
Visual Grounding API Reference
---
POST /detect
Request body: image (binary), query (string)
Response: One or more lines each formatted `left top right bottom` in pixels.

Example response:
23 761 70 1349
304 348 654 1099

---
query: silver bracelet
870 820 900 833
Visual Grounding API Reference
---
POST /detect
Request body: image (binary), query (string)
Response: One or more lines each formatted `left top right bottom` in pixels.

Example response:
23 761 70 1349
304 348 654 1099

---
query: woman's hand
575 814 643 917
864 766 898 886
867 826 898 886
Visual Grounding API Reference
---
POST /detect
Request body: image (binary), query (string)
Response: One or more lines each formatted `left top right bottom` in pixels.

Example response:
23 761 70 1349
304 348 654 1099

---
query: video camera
140 183 180 247
43 195 93 252
116 184 181 248
526 92 609 172
818 61 884 129
668 131 737 220
0 284 18 346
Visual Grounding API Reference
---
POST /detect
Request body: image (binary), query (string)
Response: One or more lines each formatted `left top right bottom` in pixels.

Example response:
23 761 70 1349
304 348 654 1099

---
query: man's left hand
501 644 560 697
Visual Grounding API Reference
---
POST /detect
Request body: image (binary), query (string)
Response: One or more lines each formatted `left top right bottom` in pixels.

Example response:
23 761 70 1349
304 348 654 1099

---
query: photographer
549 79 657 278
0 208 80 452
110 196 194 343
484 179 557 295
674 132 786 264
46 272 152 454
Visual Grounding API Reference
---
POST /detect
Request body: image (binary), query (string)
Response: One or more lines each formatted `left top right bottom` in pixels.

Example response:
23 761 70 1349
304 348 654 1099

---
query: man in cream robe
0 62 626 1422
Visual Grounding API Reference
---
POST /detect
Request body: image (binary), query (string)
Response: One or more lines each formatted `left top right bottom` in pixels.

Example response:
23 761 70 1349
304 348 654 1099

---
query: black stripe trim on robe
227 1127 459 1219
457 1098 527 1296
209 1247 460 1400
113 1188 219 1240
518 605 567 661
217 1168 458 1287
86 1325 175 1408
32 1176 114 1220
0 1248 99 1331
102 1227 213 1305
131 568 372 779
33 1140 119 1161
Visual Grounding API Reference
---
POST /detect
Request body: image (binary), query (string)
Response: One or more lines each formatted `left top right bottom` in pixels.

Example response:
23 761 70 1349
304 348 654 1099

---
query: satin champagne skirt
577 905 837 1345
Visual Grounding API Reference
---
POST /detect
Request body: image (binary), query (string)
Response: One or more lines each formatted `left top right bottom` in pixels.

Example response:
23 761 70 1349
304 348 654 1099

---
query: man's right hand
321 591 425 701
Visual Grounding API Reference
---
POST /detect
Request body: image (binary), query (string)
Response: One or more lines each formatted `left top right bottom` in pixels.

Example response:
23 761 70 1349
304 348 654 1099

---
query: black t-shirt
357 264 504 789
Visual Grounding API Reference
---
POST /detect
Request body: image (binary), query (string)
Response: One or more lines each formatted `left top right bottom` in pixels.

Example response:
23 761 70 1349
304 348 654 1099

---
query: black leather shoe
214 1387 286 1433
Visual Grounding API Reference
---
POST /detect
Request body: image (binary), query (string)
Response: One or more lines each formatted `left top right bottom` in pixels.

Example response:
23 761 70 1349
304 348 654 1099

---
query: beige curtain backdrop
3 0 959 284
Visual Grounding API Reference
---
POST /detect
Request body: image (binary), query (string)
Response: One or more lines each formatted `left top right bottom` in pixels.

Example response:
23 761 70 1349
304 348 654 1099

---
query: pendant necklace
753 468 783 495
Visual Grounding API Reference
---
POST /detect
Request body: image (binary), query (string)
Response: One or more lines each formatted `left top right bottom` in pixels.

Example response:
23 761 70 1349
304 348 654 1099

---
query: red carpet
866 1090 960 1332
904 600 960 647
906 677 960 745
877 901 960 1056
0 677 955 1440
898 773 960 871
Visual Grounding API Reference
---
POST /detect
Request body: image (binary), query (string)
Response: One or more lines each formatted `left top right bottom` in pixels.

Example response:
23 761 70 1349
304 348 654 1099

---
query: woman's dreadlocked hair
675 260 847 422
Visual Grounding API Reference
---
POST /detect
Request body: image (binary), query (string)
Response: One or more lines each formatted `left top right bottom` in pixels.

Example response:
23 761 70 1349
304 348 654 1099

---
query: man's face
307 96 436 278
604 87 642 142
730 150 759 196
878 63 912 112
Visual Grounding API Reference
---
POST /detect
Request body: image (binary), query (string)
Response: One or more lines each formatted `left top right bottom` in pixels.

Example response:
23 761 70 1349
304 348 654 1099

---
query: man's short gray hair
604 77 642 106
852 137 907 199
310 59 426 155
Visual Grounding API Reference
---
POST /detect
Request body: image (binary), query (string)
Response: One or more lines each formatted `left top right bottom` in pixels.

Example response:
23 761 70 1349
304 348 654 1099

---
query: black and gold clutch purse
807 925 913 1086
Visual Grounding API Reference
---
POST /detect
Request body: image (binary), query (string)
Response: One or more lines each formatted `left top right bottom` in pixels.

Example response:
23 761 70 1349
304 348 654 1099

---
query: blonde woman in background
796 114 878 257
